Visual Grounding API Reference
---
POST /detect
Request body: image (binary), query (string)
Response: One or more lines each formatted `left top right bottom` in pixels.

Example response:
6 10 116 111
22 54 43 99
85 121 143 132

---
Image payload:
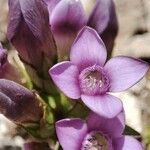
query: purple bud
0 79 43 123
7 0 57 74
47 0 118 60
23 142 50 150
49 0 87 60
88 0 118 55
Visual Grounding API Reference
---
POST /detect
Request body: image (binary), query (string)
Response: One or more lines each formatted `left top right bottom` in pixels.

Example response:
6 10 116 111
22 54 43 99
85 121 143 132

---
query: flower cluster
0 0 148 149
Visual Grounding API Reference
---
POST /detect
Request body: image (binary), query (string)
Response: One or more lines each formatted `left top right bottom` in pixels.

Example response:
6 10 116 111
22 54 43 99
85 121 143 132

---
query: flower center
81 131 111 150
79 65 110 95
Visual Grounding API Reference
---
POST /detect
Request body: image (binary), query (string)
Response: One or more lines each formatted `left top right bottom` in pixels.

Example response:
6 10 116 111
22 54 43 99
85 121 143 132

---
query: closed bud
47 0 87 61
46 0 118 60
0 79 43 124
7 0 57 77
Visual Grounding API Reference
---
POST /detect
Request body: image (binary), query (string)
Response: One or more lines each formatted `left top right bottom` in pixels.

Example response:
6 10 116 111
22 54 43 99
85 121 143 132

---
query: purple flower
7 0 56 74
49 26 149 118
45 0 118 60
23 141 50 150
0 79 43 123
56 112 143 150
46 0 87 60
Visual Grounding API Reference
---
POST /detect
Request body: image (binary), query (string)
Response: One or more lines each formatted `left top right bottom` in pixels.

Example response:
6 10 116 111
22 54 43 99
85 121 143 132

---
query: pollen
79 65 110 95
81 131 110 150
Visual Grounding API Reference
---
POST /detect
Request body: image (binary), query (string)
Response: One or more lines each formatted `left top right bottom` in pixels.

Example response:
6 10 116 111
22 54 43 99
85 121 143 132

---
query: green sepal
21 95 55 139
124 125 141 141
67 100 90 119
143 125 150 147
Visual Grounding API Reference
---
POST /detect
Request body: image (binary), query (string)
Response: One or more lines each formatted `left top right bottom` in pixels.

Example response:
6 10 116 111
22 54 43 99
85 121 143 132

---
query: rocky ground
1 0 150 149
114 0 150 149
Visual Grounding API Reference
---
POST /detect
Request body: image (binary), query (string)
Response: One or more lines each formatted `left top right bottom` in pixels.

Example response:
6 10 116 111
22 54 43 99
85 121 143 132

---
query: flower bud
7 0 57 76
0 79 43 123
46 0 118 60
49 0 87 61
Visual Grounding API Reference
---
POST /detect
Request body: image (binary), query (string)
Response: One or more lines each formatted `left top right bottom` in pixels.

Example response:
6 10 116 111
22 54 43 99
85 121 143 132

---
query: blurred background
0 0 150 149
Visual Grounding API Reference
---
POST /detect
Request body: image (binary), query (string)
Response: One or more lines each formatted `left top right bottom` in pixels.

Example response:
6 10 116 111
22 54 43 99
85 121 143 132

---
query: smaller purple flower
56 112 143 150
49 26 149 118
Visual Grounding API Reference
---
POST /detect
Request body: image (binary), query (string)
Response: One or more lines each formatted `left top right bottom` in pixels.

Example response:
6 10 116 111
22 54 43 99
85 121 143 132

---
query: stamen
79 65 110 95
81 131 111 150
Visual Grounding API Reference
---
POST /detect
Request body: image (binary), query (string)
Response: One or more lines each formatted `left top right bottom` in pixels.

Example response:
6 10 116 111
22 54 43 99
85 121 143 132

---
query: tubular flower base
56 112 143 150
49 26 149 118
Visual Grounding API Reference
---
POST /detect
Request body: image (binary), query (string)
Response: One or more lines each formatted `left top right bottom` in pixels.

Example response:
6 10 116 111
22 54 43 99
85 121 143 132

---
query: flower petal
114 136 143 150
19 0 49 41
99 0 118 56
88 0 110 34
7 0 22 40
87 111 125 138
88 0 118 54
7 0 57 77
70 26 107 71
81 94 123 118
104 56 149 92
49 61 80 99
50 0 87 35
56 118 88 150
50 0 87 61
44 0 60 16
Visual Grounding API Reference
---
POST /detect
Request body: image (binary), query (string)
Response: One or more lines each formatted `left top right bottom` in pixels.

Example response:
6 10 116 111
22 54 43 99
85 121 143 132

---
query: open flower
56 111 143 150
45 0 118 60
49 26 149 118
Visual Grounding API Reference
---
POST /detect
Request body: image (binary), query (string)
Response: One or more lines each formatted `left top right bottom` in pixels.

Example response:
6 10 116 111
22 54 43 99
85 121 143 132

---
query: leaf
124 125 142 141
